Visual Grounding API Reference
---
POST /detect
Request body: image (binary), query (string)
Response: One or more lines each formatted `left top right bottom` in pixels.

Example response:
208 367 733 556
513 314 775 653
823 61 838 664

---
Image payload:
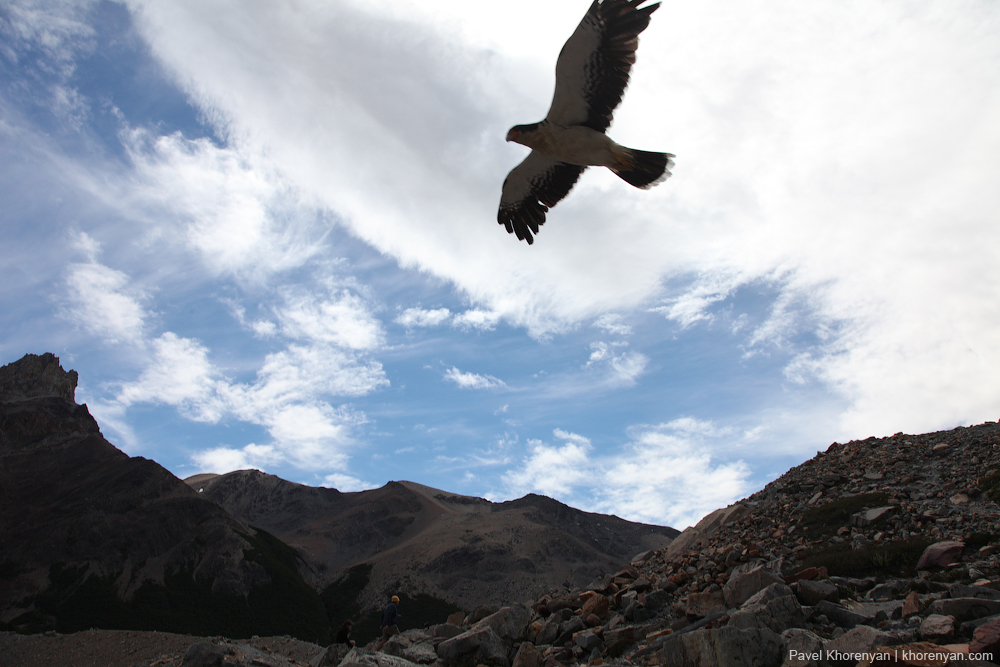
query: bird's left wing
498 151 586 244
546 0 660 132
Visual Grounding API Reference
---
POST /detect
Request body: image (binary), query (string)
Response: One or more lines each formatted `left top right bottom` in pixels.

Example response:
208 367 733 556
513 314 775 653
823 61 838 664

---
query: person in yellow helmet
375 595 400 651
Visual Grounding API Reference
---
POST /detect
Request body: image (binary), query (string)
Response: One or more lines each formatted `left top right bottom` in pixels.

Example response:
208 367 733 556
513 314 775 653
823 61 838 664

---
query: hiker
336 619 356 647
375 595 400 651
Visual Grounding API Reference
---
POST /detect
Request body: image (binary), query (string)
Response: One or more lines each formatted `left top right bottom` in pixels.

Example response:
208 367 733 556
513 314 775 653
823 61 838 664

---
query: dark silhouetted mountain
0 354 329 642
185 471 679 613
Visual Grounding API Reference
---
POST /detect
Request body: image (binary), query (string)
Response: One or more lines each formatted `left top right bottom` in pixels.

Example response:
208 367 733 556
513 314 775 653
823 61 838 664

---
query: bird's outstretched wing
546 0 660 132
498 151 586 244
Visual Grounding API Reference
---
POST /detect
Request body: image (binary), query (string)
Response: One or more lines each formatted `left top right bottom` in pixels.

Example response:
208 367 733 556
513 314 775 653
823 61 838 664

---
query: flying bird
498 0 674 245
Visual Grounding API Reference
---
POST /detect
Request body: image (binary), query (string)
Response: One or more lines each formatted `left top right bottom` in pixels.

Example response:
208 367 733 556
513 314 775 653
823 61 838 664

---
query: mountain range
0 353 676 642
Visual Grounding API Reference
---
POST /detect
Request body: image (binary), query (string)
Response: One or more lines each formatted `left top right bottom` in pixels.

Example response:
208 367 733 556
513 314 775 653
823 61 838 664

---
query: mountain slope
186 471 679 612
0 354 329 641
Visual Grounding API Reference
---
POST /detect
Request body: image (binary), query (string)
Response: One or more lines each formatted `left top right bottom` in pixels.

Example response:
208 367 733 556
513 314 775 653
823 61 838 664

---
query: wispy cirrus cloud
444 366 506 390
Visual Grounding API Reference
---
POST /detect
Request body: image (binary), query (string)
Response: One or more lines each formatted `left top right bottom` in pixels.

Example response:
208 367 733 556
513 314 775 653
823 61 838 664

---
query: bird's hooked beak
506 129 520 142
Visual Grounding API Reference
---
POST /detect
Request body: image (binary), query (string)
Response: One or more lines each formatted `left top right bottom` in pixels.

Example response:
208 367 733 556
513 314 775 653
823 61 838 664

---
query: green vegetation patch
799 493 889 538
798 537 933 578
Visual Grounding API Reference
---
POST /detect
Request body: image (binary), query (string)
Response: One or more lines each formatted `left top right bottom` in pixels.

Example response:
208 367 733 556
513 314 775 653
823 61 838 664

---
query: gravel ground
0 629 327 667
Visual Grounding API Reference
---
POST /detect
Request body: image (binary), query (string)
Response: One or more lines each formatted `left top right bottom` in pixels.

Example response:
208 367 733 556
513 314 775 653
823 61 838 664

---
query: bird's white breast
526 124 624 168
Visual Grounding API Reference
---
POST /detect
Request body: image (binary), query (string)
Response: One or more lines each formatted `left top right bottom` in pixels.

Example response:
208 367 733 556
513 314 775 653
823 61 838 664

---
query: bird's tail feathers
611 149 675 189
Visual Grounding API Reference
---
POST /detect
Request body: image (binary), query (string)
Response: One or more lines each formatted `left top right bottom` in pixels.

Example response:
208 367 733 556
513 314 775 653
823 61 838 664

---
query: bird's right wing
498 151 585 244
546 0 660 132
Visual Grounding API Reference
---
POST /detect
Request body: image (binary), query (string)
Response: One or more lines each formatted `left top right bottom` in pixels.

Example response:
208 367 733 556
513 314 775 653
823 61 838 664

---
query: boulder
182 642 225 667
664 504 747 559
472 605 533 641
685 590 726 619
927 598 1000 623
916 541 965 570
437 626 508 667
603 627 635 656
796 579 839 606
535 618 560 646
511 641 544 667
723 564 784 608
447 612 466 626
729 593 805 634
431 623 465 640
657 626 782 667
341 649 421 667
948 584 1000 601
581 593 610 619
743 582 795 607
781 628 824 667
813 600 867 629
309 644 352 667
574 630 603 651
971 618 1000 656
918 614 955 642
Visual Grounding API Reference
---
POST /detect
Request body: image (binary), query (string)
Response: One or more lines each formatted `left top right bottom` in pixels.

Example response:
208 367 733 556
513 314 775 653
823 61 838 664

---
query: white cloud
396 307 452 328
276 288 384 350
117 332 224 421
444 366 506 390
593 314 632 336
322 472 377 492
586 342 649 387
599 422 752 529
63 260 148 345
120 0 1000 438
498 419 751 529
191 443 281 473
123 128 326 281
452 309 501 331
502 429 592 498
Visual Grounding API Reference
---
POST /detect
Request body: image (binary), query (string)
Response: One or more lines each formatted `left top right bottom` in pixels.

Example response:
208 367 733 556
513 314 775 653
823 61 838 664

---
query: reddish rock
901 591 921 618
784 567 820 585
685 590 726 618
581 594 610 619
915 541 965 570
971 618 1000 656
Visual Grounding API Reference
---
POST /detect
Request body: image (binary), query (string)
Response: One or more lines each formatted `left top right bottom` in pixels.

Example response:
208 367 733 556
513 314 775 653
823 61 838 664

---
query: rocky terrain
186 471 677 613
3 352 999 666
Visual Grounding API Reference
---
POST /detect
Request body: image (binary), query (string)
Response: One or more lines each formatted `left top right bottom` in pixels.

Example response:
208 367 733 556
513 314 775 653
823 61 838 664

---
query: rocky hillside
0 354 329 641
185 471 678 614
269 422 997 667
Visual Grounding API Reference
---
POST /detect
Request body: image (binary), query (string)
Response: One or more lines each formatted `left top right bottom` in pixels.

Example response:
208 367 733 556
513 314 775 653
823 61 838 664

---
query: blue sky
2 0 998 529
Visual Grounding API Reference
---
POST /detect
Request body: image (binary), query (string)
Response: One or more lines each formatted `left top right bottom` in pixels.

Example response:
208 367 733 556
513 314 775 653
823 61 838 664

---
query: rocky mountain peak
0 353 78 402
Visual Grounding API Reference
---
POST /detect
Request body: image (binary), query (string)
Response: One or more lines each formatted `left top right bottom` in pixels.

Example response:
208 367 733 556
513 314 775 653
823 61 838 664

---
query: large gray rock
658 626 783 667
341 649 422 667
535 617 560 645
743 583 794 608
472 605 533 641
183 642 224 667
724 564 784 608
927 597 1000 623
437 625 508 667
730 593 805 634
918 614 956 642
795 579 839 606
309 644 352 667
812 600 866 629
948 584 1000 601
780 628 824 667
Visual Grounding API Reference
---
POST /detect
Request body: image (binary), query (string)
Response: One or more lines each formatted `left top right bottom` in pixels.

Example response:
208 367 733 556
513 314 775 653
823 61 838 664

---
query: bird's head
506 123 539 145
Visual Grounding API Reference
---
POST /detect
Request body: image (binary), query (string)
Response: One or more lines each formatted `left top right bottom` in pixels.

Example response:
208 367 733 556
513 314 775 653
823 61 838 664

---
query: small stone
918 614 955 642
950 493 970 505
901 591 921 618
